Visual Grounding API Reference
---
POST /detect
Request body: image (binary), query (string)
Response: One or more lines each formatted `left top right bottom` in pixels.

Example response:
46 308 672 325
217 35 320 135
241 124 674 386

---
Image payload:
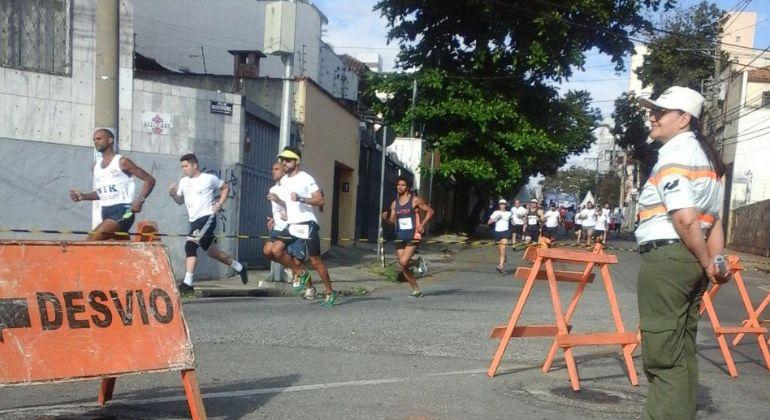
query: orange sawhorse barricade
733 291 770 346
697 255 770 377
0 238 207 420
487 239 639 391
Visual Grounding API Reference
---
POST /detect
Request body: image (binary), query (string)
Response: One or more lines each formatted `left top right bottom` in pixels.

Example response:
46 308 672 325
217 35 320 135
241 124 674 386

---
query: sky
315 0 770 118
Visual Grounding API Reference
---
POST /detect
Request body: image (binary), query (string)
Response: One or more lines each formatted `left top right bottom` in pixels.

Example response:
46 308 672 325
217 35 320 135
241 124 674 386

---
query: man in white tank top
69 129 155 240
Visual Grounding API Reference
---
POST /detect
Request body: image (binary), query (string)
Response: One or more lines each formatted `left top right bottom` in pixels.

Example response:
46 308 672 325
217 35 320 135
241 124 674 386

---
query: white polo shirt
634 131 723 245
489 210 512 232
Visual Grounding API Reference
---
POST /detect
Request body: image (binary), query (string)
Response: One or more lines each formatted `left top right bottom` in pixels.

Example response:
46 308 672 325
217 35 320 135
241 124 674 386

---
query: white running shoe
303 287 317 300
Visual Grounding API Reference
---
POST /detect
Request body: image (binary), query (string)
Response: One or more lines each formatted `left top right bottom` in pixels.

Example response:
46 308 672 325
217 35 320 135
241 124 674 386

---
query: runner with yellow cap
269 146 338 307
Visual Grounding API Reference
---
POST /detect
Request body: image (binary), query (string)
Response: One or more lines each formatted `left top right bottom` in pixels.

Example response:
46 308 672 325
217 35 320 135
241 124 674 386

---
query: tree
540 167 597 200
611 92 658 180
371 0 673 195
635 1 727 97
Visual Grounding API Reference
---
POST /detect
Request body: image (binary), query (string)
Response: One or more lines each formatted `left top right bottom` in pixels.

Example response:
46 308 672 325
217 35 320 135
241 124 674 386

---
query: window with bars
762 91 770 109
0 0 71 76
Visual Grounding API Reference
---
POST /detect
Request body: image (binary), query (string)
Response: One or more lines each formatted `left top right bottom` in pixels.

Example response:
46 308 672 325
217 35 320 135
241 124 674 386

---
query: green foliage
636 1 727 96
611 92 658 179
541 167 621 206
369 0 673 195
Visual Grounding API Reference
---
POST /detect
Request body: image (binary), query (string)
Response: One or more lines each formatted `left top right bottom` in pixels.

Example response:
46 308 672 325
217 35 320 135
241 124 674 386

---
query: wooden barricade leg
700 290 739 378
598 263 639 386
732 271 770 371
544 258 580 390
98 377 117 405
699 284 721 316
542 258 593 373
733 292 770 346
182 369 208 420
487 258 543 377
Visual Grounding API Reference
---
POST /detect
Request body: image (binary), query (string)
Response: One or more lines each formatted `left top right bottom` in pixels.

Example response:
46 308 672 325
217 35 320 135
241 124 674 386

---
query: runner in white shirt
578 202 597 245
69 129 155 240
487 199 512 273
263 161 311 297
265 147 338 307
595 202 611 243
168 154 247 294
510 199 527 247
543 204 561 240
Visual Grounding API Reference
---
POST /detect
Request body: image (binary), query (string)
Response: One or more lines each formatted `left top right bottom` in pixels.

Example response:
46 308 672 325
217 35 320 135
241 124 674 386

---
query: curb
192 281 381 298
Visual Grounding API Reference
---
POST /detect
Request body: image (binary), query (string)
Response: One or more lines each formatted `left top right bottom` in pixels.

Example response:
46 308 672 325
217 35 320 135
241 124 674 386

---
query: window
736 35 741 43
762 91 770 108
0 0 71 75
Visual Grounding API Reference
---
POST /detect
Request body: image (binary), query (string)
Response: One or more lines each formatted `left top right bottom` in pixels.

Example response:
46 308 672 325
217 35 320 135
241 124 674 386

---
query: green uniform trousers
638 242 708 420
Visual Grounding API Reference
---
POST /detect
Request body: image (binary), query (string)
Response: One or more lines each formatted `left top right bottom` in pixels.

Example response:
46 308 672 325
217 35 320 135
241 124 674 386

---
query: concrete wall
0 137 239 279
0 0 133 147
129 78 244 164
295 79 360 250
728 198 770 256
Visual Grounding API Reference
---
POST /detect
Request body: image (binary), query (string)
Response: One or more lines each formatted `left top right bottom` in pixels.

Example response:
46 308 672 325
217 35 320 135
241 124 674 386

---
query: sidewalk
193 236 463 298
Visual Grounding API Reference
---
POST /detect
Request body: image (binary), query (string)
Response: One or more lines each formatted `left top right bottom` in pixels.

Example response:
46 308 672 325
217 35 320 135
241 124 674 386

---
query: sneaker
303 287 317 300
496 265 503 274
410 290 423 298
293 271 311 293
177 282 194 297
237 261 249 284
321 290 339 307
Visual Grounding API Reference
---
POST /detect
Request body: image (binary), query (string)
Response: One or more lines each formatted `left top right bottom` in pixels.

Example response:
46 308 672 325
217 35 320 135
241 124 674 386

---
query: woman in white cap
487 199 512 273
635 86 729 419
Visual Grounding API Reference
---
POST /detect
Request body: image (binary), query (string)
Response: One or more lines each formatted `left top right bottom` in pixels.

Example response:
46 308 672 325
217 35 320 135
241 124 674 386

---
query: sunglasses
649 107 679 120
278 157 297 162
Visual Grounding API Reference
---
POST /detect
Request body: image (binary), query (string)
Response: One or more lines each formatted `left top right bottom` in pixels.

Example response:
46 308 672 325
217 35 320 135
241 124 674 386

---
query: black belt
638 239 681 254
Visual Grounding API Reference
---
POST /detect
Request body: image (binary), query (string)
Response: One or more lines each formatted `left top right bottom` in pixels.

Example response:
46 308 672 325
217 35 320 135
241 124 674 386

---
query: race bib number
398 217 414 230
288 224 310 239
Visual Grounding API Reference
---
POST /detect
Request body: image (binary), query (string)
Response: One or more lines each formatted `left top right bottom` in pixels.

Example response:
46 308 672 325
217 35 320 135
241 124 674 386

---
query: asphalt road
1 240 769 419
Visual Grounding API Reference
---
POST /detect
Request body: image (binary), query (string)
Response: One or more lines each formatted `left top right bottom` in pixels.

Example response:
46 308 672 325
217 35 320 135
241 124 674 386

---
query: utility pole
94 0 119 145
94 0 119 229
264 0 298 281
200 45 207 74
278 0 297 150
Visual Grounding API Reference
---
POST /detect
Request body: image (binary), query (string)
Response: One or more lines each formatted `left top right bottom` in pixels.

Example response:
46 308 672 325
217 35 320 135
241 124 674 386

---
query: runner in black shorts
169 154 247 293
69 128 155 240
382 176 434 296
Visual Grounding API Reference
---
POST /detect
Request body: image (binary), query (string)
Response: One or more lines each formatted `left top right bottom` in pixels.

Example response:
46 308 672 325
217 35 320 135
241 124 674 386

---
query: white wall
133 0 356 99
0 0 133 148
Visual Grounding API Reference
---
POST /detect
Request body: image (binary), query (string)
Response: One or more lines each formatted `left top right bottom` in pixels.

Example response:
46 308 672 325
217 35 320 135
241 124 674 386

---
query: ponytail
690 117 726 178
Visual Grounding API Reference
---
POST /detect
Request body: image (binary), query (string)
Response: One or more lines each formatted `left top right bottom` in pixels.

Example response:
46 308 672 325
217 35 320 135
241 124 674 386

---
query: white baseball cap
498 199 508 204
638 86 705 118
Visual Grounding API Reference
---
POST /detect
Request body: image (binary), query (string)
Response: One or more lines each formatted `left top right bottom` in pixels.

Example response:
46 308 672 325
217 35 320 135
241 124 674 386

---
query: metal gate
238 112 279 268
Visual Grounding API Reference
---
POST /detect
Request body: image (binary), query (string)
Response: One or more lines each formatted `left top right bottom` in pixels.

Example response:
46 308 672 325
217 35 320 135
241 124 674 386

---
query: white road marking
0 368 492 415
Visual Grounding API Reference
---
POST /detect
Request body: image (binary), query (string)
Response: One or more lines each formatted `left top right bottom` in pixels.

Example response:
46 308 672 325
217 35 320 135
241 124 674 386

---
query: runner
382 176 435 296
574 205 584 243
611 207 624 238
598 202 612 243
263 161 315 298
487 199 512 273
578 201 597 246
524 199 544 244
510 199 527 247
564 205 576 234
69 128 155 240
594 202 610 244
543 204 561 240
168 154 247 294
275 146 339 307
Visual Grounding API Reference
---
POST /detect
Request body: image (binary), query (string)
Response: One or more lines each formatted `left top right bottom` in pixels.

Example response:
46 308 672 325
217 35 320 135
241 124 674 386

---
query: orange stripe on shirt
699 213 716 225
638 204 667 222
650 167 717 186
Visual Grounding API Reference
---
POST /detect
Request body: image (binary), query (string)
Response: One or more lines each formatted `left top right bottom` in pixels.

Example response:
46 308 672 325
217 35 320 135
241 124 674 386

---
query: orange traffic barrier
133 220 160 242
488 239 639 391
0 240 206 419
697 256 770 377
733 291 770 347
